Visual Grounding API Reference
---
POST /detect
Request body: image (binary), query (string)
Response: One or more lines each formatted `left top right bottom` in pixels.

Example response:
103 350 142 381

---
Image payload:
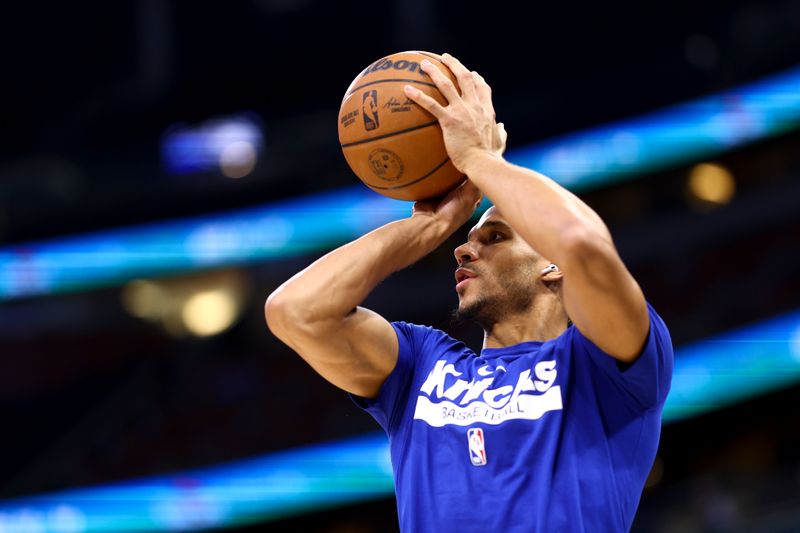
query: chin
456 294 475 314
456 295 489 324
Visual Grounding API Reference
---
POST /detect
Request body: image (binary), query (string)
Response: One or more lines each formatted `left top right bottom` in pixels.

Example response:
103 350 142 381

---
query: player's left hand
404 53 507 174
412 179 482 232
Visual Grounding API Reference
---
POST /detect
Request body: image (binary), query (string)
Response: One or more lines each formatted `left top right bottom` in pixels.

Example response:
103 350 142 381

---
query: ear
541 270 564 283
540 265 564 293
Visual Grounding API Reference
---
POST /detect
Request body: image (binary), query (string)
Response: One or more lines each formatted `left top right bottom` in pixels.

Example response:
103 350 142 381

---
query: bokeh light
688 162 736 205
181 289 239 337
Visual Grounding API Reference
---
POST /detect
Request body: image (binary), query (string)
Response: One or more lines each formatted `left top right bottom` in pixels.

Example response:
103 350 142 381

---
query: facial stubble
453 265 537 332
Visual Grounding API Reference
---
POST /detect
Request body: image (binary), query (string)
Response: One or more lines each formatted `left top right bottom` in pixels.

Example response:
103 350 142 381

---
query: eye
489 232 504 242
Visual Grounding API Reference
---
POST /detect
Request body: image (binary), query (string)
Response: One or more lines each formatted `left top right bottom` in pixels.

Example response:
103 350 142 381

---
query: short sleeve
571 302 674 411
350 321 423 432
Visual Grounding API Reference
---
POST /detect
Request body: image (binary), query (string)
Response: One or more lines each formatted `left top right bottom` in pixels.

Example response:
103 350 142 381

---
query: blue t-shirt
353 303 673 532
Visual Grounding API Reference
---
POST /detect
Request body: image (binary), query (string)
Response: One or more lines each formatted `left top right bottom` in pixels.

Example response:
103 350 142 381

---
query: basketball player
266 53 673 531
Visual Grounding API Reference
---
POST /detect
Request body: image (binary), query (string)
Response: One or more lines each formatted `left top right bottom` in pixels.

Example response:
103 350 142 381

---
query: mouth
455 267 477 290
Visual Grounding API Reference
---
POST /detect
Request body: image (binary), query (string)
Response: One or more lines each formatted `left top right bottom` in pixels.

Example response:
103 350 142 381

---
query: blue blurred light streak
0 188 411 299
507 64 800 190
0 433 394 532
663 309 800 420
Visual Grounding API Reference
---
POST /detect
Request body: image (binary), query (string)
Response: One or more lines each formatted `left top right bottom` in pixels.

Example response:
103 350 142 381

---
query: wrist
461 150 504 179
409 209 459 243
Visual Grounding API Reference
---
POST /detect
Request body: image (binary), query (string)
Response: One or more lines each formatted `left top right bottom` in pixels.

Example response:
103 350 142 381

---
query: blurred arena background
1 0 800 531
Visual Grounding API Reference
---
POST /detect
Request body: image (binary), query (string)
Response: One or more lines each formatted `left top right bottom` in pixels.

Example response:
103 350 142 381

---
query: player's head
453 207 562 329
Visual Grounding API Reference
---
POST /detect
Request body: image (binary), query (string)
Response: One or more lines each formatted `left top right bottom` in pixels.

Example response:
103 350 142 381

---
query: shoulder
561 302 671 353
390 320 447 336
391 321 469 355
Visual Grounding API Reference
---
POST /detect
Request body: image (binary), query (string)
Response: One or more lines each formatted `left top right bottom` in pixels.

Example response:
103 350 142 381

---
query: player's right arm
265 181 481 398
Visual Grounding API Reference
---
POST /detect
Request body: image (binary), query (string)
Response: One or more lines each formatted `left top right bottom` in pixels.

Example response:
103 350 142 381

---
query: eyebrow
467 220 513 241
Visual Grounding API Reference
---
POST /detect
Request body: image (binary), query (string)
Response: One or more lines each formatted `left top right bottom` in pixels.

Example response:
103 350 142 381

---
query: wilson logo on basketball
360 58 423 77
361 90 380 131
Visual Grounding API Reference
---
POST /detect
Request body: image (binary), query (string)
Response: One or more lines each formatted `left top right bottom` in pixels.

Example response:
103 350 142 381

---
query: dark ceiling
2 0 800 243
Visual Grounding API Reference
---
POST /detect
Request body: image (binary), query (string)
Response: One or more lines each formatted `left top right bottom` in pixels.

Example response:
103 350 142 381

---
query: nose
453 241 477 266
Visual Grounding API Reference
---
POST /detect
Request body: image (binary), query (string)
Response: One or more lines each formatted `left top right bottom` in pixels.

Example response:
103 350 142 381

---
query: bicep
267 304 398 398
560 237 649 363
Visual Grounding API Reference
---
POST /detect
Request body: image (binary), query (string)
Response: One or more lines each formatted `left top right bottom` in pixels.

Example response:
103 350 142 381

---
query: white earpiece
541 263 560 275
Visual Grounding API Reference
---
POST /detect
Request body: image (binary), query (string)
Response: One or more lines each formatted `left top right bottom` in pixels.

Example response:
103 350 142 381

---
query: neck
481 295 568 350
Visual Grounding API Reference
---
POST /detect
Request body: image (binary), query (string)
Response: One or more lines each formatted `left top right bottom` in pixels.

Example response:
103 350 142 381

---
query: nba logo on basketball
361 90 380 131
467 428 487 466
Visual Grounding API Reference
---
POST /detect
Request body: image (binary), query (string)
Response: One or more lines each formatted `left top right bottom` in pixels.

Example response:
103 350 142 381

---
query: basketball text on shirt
413 360 563 427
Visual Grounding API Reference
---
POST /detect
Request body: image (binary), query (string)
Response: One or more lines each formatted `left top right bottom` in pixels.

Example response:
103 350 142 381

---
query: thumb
454 179 483 210
493 122 508 155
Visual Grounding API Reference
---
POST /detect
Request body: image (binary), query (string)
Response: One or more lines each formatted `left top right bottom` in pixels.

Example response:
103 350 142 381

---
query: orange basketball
337 51 464 201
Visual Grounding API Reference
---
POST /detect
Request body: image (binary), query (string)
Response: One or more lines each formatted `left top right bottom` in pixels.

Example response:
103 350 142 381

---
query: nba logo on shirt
467 428 487 466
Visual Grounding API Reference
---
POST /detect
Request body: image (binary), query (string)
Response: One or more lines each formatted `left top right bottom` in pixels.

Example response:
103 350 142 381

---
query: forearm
463 152 612 263
269 214 454 324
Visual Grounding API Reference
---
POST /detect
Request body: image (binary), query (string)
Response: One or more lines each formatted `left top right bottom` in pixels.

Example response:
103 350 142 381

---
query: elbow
265 287 329 340
264 289 297 338
264 290 282 335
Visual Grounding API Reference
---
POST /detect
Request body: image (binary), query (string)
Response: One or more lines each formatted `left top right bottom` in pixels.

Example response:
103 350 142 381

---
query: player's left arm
405 53 648 363
464 154 649 364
